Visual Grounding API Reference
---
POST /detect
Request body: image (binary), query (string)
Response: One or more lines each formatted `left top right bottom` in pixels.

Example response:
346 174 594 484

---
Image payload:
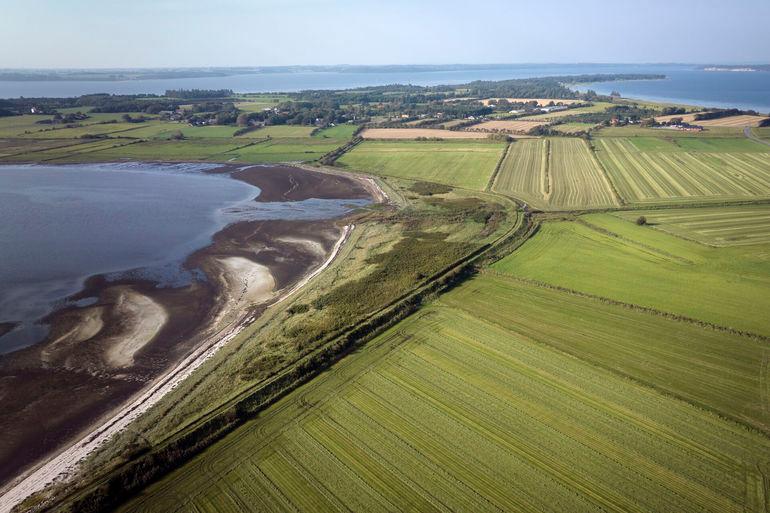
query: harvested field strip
597 137 770 204
466 120 546 133
360 128 491 140
119 277 770 513
493 217 770 338
547 138 618 208
491 139 548 208
613 205 770 246
697 115 769 128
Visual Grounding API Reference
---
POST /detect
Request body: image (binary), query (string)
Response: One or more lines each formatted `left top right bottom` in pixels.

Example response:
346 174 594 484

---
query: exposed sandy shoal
102 288 168 369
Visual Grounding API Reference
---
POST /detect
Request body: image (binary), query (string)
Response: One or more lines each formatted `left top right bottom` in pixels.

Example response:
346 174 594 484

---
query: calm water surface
0 163 367 353
1 64 768 112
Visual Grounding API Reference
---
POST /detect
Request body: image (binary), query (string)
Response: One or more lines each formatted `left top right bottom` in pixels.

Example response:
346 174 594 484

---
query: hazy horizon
2 0 768 69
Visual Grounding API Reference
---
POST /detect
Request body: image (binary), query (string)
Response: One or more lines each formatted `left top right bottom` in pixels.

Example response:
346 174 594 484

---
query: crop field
596 136 770 204
546 137 618 208
360 128 491 140
613 205 770 246
491 139 548 207
337 140 506 189
491 138 618 209
493 215 770 337
118 273 770 513
697 115 769 128
467 119 546 133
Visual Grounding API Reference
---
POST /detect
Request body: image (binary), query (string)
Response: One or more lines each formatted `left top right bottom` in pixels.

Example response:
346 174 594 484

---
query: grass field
551 122 596 133
222 138 344 163
244 125 316 138
493 215 770 337
118 273 770 513
313 124 359 139
492 138 618 209
337 140 506 189
596 136 770 204
613 205 770 246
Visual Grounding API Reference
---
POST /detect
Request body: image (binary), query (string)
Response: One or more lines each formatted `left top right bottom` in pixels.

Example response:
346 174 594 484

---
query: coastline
0 164 380 512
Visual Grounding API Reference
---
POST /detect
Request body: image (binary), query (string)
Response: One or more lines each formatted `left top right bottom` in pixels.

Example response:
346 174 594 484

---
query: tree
636 216 647 226
236 113 250 127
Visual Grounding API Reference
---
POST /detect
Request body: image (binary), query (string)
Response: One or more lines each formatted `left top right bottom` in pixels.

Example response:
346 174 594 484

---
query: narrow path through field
745 127 770 147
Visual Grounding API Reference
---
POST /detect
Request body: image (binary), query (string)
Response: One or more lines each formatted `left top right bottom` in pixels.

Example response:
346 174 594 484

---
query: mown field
493 214 770 337
596 136 770 204
118 273 770 513
337 140 506 190
493 137 617 209
614 205 770 246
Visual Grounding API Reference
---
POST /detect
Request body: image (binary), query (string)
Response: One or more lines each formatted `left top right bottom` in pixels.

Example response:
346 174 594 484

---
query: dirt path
745 126 770 147
0 223 355 513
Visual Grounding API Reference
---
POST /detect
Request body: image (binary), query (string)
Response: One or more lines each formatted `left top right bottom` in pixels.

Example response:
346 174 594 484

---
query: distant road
744 126 770 146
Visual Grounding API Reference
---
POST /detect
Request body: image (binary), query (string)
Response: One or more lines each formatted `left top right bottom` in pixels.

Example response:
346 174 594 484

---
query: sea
1 64 769 113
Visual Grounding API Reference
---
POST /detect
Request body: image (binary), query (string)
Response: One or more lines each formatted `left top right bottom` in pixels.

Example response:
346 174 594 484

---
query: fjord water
0 163 367 354
1 64 769 112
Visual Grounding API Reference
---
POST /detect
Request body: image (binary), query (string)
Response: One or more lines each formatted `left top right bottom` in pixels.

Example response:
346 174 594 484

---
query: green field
313 124 359 139
493 214 770 336
614 205 770 246
118 273 770 513
596 136 770 204
551 122 596 133
222 137 344 163
244 125 316 138
338 140 506 189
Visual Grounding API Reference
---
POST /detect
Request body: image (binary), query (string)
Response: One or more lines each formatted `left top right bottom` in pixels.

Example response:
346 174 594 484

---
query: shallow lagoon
0 163 366 352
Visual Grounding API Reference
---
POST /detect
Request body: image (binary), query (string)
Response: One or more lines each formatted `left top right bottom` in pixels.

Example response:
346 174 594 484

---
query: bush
636 216 647 226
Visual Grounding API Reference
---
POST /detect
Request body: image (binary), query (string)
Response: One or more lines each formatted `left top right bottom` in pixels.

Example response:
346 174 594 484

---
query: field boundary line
485 140 511 191
484 271 770 344
574 218 694 264
587 136 625 206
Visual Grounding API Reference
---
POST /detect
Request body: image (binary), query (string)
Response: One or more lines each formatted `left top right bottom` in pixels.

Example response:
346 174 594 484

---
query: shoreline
0 164 381 512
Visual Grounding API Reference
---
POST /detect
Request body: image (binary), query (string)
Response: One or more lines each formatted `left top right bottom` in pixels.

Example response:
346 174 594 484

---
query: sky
1 0 768 69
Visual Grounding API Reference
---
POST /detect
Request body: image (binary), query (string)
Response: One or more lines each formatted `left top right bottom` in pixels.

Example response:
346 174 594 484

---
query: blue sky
2 0 768 68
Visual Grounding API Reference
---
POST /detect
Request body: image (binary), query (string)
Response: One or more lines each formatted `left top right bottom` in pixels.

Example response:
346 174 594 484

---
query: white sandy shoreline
0 223 357 513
